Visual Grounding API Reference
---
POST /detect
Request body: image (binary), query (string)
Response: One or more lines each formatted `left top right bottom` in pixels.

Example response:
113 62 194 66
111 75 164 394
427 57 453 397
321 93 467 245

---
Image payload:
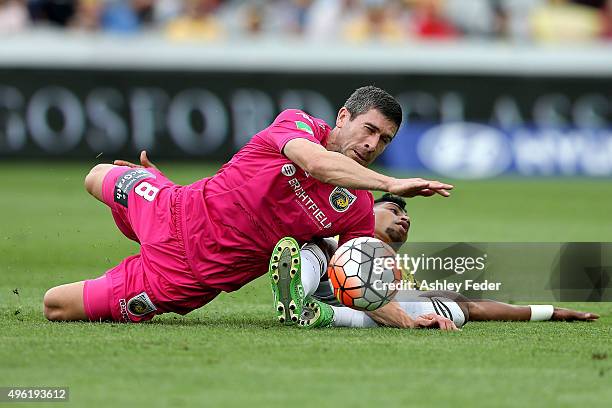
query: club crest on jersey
329 187 356 213
281 164 296 177
127 292 157 316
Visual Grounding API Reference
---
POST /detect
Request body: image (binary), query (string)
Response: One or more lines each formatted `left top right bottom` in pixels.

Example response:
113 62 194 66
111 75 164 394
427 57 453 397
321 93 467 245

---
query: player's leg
84 163 142 242
86 163 175 243
300 300 424 329
300 242 329 298
44 271 116 322
83 164 217 322
44 254 175 324
43 163 131 322
296 238 336 299
299 300 359 328
309 238 339 304
268 237 331 325
84 163 116 203
43 282 88 321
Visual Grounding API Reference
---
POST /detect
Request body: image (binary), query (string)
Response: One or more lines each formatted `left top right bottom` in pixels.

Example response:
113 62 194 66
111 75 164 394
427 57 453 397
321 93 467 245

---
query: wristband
529 305 554 321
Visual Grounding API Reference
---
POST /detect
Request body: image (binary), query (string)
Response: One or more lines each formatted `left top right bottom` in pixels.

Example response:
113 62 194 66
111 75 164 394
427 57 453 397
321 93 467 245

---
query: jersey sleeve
337 193 376 247
265 109 325 154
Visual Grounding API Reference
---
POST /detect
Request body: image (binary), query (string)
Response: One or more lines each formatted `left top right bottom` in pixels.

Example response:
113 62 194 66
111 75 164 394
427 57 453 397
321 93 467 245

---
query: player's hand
113 150 158 170
551 307 599 321
387 178 454 198
413 313 459 331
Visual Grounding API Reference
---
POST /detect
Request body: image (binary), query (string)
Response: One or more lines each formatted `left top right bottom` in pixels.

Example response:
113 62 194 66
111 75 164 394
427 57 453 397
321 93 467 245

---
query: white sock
331 306 378 328
300 243 327 297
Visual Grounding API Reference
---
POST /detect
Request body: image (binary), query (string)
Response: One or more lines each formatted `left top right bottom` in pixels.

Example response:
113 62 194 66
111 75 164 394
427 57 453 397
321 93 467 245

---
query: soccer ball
328 237 401 311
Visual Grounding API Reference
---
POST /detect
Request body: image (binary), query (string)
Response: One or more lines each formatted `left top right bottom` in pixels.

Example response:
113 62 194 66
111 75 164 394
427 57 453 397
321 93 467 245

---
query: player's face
374 202 410 251
332 107 398 167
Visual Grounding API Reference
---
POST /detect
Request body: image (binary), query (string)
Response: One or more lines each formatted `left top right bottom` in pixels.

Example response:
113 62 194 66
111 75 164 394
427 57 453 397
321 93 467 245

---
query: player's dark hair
374 193 407 212
344 86 402 129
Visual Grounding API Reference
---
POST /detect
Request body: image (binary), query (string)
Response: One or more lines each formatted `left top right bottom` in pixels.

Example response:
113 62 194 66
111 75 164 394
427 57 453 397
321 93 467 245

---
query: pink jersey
179 109 375 292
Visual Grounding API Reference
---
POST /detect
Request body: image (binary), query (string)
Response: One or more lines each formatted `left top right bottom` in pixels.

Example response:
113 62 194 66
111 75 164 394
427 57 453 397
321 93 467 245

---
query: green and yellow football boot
268 237 304 325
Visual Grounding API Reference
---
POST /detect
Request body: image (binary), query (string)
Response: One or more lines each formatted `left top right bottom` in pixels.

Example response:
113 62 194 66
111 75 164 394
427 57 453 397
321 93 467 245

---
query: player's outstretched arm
366 301 459 331
467 300 599 322
283 139 453 198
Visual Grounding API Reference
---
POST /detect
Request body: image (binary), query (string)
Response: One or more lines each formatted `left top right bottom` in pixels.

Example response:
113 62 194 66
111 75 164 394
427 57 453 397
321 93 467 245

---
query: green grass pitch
1 162 611 407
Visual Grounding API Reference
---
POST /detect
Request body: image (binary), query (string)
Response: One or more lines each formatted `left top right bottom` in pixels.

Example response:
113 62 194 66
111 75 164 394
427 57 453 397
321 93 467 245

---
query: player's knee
43 288 64 321
43 282 87 321
44 306 64 321
43 287 77 321
84 165 100 193
43 287 59 308
84 164 113 198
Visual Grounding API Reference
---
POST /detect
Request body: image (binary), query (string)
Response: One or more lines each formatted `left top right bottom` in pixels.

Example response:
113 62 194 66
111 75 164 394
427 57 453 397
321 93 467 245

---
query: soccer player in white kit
270 194 599 330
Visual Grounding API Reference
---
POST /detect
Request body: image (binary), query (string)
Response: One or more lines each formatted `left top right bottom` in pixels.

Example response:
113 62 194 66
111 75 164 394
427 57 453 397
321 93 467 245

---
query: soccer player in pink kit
43 86 453 324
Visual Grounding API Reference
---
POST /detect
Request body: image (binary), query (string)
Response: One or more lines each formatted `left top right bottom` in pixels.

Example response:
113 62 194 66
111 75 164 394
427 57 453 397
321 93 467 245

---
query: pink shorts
83 166 220 323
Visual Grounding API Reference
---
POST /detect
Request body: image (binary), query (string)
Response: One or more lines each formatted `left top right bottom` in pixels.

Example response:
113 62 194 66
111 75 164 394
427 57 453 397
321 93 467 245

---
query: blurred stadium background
0 0 611 180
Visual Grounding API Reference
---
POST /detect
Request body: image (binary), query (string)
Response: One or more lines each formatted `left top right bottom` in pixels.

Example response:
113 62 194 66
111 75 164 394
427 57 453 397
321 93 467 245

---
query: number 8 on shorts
135 182 159 202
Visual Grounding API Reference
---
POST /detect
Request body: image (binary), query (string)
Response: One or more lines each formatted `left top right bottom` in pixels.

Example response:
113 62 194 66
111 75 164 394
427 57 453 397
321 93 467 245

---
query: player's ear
336 107 351 128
